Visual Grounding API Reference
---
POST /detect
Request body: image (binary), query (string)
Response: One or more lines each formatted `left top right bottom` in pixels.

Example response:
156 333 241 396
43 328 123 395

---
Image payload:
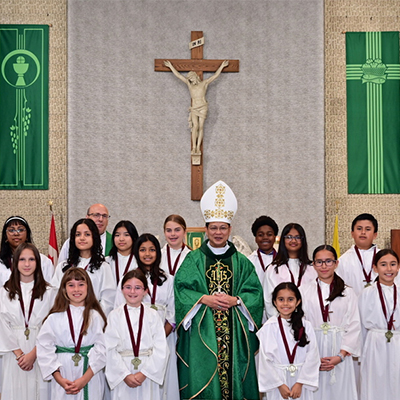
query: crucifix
155 31 239 200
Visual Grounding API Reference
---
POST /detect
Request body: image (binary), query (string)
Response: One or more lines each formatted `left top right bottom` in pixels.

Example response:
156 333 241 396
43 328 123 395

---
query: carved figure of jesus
164 60 229 154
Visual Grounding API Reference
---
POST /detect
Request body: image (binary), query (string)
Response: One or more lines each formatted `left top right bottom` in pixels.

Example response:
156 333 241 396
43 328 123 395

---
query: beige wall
67 0 325 251
0 0 68 254
325 0 400 253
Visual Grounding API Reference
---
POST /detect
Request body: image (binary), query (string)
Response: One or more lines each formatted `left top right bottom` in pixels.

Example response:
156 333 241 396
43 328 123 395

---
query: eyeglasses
314 259 336 267
87 213 110 220
208 225 229 232
122 285 145 291
6 228 27 235
284 235 302 241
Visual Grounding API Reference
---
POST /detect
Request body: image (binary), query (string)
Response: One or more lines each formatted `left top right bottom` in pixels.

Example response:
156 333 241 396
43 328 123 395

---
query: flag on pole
48 213 58 266
346 31 400 193
332 214 341 258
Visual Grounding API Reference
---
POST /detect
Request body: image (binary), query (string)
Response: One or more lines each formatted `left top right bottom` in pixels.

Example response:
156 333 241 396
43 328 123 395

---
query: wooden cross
155 31 239 200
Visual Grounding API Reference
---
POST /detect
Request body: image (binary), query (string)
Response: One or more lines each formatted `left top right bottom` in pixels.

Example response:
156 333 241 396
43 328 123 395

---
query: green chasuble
175 240 263 400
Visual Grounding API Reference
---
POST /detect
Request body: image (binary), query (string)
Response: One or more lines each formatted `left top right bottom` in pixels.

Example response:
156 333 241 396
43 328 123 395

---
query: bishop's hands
200 292 237 311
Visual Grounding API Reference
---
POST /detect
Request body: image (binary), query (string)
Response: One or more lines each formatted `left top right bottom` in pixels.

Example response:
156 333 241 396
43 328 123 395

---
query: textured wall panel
325 0 400 251
67 0 325 251
0 0 68 254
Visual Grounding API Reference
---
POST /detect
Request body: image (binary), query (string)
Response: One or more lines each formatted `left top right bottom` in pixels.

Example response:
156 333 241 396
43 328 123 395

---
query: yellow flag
332 214 340 258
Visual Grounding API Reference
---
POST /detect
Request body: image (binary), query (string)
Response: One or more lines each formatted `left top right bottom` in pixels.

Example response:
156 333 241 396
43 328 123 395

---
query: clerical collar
207 242 230 255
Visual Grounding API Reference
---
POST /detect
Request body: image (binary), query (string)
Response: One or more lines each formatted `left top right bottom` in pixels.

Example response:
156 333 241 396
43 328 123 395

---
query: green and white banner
0 25 48 189
346 31 400 194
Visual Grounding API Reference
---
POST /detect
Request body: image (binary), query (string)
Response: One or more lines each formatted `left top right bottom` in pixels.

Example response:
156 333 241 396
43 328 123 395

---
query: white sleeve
263 268 278 319
340 288 362 357
58 239 70 265
182 303 202 330
114 280 125 310
256 322 285 393
165 276 176 326
97 262 116 316
50 261 68 289
296 322 320 391
0 291 19 352
140 311 169 385
104 310 131 390
87 311 107 375
40 253 55 282
36 316 62 381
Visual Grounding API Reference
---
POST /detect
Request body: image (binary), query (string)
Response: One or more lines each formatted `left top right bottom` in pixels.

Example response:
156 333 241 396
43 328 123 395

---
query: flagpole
48 200 59 267
333 200 341 258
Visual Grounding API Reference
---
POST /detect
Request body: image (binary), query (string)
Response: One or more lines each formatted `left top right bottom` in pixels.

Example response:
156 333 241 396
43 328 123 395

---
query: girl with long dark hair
263 223 316 318
115 233 176 399
257 282 319 400
51 218 115 315
106 220 139 286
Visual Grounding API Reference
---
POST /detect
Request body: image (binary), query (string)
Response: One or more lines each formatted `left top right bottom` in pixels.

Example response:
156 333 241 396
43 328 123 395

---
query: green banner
346 32 400 194
0 25 48 189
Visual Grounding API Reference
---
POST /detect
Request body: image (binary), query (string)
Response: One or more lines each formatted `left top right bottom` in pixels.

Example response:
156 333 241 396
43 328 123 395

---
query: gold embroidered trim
234 305 251 382
203 183 235 221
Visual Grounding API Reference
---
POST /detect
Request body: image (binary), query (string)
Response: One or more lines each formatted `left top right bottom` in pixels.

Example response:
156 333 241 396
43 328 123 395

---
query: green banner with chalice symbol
0 25 48 189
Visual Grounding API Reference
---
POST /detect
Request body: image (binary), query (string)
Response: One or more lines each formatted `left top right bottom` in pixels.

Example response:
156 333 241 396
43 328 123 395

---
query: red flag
48 214 59 266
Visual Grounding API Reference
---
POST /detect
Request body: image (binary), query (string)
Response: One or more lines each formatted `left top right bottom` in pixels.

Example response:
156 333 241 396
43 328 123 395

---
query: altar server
52 218 115 315
0 216 54 285
37 268 107 400
336 213 380 296
248 215 279 283
106 220 139 286
257 282 320 400
160 214 191 277
105 269 169 399
263 223 317 318
359 249 400 400
300 245 361 400
115 233 176 400
0 243 56 400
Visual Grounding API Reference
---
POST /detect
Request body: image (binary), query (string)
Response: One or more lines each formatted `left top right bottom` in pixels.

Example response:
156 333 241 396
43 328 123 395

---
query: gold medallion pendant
385 330 393 343
131 357 141 370
320 322 330 335
72 353 82 366
287 364 297 377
